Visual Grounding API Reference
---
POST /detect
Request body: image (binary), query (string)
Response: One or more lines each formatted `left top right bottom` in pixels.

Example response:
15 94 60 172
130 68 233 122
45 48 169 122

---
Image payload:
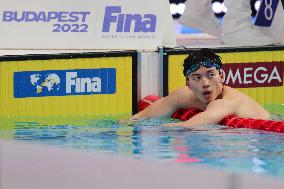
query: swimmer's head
183 48 222 77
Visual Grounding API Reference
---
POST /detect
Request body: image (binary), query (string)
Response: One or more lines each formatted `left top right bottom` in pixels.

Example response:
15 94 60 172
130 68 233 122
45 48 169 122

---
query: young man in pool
130 48 270 127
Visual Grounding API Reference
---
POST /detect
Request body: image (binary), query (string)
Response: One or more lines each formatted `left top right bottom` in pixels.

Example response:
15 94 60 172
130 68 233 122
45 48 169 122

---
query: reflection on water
0 117 284 177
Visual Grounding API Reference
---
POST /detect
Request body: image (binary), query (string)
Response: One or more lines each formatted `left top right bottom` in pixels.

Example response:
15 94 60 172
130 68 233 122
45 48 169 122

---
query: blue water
1 117 284 178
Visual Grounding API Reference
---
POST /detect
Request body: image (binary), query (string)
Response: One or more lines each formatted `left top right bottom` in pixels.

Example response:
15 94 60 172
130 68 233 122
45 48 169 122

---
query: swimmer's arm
120 98 175 125
130 96 178 121
165 99 236 127
130 89 188 121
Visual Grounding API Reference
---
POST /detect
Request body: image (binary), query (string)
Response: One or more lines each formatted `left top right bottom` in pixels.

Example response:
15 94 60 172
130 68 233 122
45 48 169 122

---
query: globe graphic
30 73 60 94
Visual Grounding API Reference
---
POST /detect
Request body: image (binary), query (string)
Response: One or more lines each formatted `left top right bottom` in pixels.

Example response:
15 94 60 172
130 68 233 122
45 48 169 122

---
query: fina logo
102 6 157 32
30 73 61 94
66 72 101 93
14 68 116 98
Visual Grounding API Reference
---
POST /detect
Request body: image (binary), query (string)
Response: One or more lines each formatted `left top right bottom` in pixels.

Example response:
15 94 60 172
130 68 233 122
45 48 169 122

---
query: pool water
1 116 284 178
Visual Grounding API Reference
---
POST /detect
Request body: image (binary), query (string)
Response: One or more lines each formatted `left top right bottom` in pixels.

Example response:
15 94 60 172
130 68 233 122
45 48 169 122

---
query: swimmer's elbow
262 111 270 120
254 108 270 120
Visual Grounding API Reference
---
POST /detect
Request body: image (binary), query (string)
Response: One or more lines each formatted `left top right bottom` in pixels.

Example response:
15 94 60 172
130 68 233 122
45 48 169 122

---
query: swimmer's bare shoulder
222 86 269 119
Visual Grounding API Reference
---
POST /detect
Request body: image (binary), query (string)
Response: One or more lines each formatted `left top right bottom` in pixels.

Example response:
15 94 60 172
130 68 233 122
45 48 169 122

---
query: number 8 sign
255 0 279 27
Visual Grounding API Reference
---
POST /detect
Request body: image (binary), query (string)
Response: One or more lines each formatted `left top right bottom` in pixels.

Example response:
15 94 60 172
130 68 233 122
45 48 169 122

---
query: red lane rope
138 95 284 133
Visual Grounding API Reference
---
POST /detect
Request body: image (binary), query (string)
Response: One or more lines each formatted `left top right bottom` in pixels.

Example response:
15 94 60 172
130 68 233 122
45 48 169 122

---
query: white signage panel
0 0 176 49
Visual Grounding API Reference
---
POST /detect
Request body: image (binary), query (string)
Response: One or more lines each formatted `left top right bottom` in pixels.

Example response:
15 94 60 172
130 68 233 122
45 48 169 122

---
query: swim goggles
185 58 221 76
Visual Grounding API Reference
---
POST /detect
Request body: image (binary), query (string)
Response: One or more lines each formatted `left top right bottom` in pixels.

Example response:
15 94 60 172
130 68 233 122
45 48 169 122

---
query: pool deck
1 33 284 56
0 140 284 189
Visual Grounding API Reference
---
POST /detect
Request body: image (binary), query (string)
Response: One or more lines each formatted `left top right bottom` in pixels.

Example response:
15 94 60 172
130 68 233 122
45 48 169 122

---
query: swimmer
130 48 270 126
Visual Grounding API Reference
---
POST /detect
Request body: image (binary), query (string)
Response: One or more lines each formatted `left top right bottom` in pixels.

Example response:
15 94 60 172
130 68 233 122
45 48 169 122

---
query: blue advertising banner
14 68 116 98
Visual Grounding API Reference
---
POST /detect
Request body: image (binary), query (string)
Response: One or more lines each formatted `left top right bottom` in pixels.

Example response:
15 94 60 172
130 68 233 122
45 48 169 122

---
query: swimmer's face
187 66 224 104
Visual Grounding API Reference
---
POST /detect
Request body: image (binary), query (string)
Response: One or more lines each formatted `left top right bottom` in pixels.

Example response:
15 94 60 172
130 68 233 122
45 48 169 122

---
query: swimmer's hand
118 117 139 126
119 112 145 126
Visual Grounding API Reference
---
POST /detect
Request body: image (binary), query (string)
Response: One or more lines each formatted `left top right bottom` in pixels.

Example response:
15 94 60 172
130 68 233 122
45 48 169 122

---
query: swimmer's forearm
131 96 180 121
130 109 163 121
130 112 145 121
164 109 224 127
164 118 214 127
130 104 173 121
166 109 229 127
